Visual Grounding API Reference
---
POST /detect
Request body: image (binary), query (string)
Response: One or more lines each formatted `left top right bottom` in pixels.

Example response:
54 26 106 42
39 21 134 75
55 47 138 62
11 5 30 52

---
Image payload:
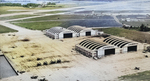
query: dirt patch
20 38 30 42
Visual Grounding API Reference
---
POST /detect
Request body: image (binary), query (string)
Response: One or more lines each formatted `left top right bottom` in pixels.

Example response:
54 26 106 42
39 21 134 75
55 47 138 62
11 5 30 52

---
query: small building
75 39 116 59
103 36 138 54
67 25 98 37
46 27 76 39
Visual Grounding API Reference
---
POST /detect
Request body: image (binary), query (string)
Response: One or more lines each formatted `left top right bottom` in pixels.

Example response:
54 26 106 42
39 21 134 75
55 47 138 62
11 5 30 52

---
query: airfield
1 0 150 80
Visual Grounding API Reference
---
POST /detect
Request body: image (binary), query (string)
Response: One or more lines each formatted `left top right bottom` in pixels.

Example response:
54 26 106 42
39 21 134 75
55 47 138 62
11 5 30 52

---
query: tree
140 24 145 31
139 24 150 31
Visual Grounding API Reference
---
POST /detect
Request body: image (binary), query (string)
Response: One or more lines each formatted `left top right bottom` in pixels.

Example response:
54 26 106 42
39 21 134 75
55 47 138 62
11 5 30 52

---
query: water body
0 56 17 79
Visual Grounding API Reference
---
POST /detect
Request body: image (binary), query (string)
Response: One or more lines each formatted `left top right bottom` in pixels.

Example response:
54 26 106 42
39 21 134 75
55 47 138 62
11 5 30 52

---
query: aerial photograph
0 0 150 81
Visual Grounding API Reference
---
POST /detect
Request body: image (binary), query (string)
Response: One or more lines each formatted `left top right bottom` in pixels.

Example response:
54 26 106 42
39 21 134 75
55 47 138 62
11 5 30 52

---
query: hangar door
105 49 115 55
86 31 91 36
64 33 72 38
128 46 137 52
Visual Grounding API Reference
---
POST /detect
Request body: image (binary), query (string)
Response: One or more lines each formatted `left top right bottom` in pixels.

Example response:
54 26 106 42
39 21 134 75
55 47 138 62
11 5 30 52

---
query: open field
0 25 18 33
11 15 122 29
0 6 30 14
34 11 66 15
12 21 64 30
119 70 150 81
0 6 65 15
0 15 38 20
12 15 85 22
99 27 150 44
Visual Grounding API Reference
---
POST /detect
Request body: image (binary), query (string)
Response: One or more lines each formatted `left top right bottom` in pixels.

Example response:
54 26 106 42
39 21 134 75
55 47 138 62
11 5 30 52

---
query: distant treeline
22 3 40 8
123 24 150 32
0 2 56 7
0 3 22 7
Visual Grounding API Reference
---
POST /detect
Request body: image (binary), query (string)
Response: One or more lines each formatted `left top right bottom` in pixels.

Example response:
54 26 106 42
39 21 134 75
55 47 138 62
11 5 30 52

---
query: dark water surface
0 56 17 79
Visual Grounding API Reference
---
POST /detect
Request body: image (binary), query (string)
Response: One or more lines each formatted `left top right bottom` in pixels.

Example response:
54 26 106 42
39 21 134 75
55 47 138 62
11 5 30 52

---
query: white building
67 25 98 37
46 27 76 39
103 36 138 54
75 39 116 59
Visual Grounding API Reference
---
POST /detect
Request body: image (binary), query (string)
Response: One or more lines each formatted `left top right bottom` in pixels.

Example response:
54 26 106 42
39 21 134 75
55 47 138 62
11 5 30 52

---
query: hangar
46 27 76 39
103 36 138 53
67 25 98 37
75 39 116 59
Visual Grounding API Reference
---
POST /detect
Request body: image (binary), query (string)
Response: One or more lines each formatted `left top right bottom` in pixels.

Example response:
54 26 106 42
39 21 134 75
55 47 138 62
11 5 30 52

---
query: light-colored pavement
0 21 32 32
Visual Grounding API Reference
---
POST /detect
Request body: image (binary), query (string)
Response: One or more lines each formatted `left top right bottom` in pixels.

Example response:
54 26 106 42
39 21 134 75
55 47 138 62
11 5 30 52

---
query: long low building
103 36 138 54
46 26 100 39
46 27 76 39
75 39 116 59
67 25 98 37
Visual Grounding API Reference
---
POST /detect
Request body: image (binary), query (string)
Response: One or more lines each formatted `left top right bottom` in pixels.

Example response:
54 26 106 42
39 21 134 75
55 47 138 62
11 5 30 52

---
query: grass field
34 11 66 15
119 71 150 81
0 6 65 15
0 6 30 14
13 15 84 22
12 21 65 30
11 15 85 30
0 25 18 33
0 15 38 20
10 15 82 30
99 27 150 44
11 15 122 29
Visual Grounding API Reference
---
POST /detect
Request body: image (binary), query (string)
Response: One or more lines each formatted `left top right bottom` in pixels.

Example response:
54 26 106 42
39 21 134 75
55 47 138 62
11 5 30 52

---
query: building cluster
75 36 139 59
45 25 99 39
45 25 141 59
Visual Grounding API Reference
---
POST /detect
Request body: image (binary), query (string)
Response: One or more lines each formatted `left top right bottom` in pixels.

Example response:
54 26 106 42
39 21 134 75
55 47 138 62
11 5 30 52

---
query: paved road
0 21 32 32
112 15 122 24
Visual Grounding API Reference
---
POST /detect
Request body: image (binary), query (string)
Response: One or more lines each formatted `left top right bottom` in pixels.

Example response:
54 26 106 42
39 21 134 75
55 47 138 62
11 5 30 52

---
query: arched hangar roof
68 25 92 33
47 27 73 34
79 39 109 50
103 36 137 48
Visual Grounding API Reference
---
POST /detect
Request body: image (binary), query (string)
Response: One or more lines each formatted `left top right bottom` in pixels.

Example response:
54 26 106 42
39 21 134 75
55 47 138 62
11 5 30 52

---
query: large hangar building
75 39 116 58
103 36 138 54
46 27 76 39
67 25 98 37
75 36 141 59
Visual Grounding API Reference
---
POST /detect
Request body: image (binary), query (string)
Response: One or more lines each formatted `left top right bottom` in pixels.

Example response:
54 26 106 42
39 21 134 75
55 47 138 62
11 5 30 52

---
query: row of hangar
75 36 139 59
45 25 99 39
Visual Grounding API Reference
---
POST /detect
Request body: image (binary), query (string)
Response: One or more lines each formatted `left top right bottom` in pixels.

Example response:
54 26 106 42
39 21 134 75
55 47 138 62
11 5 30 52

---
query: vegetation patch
0 5 64 15
0 15 38 20
119 71 150 81
0 25 18 33
13 15 84 22
98 27 150 44
12 15 121 29
35 11 66 15
0 6 30 14
12 21 64 30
